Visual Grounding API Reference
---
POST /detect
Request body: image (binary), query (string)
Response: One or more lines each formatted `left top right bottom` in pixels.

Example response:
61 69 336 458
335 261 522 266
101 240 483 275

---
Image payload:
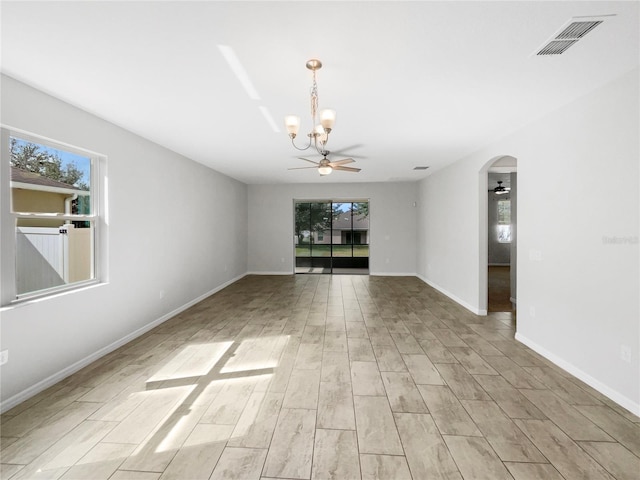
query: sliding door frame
293 198 370 274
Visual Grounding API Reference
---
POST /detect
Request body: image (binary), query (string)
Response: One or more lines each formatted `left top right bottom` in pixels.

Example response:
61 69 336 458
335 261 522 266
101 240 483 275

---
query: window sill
1 280 107 312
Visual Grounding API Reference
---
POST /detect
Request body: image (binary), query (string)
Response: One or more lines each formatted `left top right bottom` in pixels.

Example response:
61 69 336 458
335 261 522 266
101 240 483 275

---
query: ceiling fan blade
298 157 319 165
333 166 361 173
331 143 363 152
288 166 319 170
329 158 355 166
329 144 365 158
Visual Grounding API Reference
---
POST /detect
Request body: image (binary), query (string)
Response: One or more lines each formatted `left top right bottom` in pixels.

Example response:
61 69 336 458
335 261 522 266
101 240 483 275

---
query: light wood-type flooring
1 275 639 480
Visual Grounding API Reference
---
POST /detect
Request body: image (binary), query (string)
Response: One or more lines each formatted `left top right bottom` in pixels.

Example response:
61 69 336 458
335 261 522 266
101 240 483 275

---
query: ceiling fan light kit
286 59 360 176
317 159 333 175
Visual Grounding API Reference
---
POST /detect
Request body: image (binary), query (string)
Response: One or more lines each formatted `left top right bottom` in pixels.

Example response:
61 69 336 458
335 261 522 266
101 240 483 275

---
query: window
1 128 105 304
497 199 511 243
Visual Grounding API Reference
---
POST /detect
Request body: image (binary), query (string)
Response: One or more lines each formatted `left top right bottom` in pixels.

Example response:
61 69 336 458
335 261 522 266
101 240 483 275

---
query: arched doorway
478 155 517 315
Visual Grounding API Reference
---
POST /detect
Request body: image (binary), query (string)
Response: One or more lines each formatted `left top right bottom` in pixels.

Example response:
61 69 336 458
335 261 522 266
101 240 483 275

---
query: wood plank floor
1 275 639 480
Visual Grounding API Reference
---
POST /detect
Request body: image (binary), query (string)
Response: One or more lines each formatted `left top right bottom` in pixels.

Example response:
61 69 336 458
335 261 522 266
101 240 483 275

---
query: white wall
417 158 484 312
0 75 248 409
417 68 639 414
248 183 418 275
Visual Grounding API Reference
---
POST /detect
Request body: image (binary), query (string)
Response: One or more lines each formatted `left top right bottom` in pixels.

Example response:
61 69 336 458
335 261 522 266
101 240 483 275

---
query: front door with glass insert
294 200 369 274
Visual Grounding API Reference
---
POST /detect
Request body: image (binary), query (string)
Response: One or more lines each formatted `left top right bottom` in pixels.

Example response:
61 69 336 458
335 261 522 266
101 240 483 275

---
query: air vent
535 16 610 56
413 166 429 170
538 40 578 56
556 20 602 39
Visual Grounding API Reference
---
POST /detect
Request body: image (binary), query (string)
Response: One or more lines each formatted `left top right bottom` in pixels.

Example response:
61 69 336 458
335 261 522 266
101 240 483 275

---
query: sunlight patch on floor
147 342 233 383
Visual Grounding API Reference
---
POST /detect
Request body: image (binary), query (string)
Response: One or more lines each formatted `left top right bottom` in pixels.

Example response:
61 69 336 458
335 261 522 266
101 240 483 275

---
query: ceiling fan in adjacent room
288 154 361 176
493 180 511 195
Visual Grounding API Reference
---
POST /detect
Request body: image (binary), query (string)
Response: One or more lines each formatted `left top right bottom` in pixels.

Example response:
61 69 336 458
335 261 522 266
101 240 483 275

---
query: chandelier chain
310 69 318 125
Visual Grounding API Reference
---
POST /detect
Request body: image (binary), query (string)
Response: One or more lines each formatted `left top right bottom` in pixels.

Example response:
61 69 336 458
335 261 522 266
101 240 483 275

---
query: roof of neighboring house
11 166 85 192
332 213 369 231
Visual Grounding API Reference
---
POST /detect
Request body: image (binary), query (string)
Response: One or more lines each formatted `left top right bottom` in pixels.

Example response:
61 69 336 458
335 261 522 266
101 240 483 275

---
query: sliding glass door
331 202 369 271
294 200 369 274
294 202 332 273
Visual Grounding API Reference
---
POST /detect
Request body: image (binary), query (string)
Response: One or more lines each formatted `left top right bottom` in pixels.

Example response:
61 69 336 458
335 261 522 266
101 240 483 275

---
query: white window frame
1 126 108 306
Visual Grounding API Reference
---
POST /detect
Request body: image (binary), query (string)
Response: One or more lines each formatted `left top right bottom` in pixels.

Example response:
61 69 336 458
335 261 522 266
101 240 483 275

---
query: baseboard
515 332 640 417
249 271 418 277
416 274 486 316
249 271 419 277
0 272 247 414
246 271 293 275
369 272 417 277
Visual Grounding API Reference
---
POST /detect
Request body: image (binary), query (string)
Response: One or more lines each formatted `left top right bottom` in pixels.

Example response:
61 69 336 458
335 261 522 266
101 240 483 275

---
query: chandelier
284 59 336 163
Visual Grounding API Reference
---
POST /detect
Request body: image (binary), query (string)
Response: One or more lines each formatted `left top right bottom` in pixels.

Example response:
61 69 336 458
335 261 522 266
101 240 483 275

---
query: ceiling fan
288 154 361 176
493 180 511 195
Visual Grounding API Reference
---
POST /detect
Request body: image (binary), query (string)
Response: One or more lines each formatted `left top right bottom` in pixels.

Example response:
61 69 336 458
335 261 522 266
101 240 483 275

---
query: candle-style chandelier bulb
284 115 301 138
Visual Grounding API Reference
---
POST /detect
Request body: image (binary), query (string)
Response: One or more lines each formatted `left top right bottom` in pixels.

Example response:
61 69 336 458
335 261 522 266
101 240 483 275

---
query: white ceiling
1 1 638 184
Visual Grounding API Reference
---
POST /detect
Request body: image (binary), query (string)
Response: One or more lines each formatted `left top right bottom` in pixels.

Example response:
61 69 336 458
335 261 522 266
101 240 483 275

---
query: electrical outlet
620 345 632 363
529 250 542 262
529 306 536 318
159 290 165 300
0 350 8 366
